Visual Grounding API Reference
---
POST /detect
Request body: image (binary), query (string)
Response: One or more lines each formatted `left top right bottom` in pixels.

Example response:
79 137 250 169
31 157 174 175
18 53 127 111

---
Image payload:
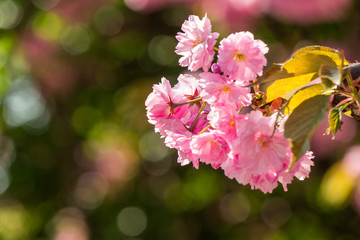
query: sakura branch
146 14 315 193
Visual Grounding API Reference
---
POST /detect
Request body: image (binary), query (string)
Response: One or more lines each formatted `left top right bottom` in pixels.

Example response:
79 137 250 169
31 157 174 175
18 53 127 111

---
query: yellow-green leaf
291 45 349 66
253 45 347 104
282 52 337 74
265 72 317 102
285 95 330 160
264 53 338 102
284 84 327 115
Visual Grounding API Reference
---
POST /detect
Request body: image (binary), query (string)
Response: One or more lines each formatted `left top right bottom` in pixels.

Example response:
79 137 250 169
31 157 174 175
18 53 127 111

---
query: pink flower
173 74 201 100
190 130 230 169
164 130 200 169
162 117 201 169
221 111 315 193
222 111 293 193
278 151 315 191
178 149 200 169
249 171 280 193
199 72 252 109
234 112 290 174
207 106 244 139
161 117 190 140
217 32 268 82
235 111 290 172
145 77 173 124
145 77 187 134
175 14 219 72
173 74 203 120
221 155 251 184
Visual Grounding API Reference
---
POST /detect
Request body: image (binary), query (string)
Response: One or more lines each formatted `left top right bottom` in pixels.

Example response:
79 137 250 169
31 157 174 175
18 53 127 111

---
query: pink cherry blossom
278 151 315 191
199 72 252 109
249 171 280 193
160 117 189 139
145 77 174 125
175 14 219 72
162 116 202 169
207 106 244 139
233 111 291 174
221 111 295 193
173 74 203 120
173 74 201 100
217 31 268 82
222 111 314 193
164 130 200 169
145 77 188 134
190 130 230 169
178 149 200 169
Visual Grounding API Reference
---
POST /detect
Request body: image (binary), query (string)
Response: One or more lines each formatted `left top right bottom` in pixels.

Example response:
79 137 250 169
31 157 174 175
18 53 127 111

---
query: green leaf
326 103 349 139
285 95 330 160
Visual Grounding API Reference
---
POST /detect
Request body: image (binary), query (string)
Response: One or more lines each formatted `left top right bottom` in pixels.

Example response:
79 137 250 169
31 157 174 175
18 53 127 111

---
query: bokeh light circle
117 207 147 237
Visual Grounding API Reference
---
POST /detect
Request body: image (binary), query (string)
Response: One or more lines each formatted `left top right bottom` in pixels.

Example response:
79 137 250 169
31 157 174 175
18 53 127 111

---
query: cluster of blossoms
145 14 314 193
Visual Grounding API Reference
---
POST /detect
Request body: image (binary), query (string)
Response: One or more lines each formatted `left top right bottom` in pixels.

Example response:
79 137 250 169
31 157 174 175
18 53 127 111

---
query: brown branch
331 63 360 120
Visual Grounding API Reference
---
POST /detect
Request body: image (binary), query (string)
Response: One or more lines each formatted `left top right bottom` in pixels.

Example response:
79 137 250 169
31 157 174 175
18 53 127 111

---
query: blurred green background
0 0 360 239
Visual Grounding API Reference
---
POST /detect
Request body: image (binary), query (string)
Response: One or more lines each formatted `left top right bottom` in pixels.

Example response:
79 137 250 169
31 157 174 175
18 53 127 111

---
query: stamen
229 119 235 127
258 136 269 148
235 50 246 61
209 137 217 146
222 86 231 94
193 38 202 47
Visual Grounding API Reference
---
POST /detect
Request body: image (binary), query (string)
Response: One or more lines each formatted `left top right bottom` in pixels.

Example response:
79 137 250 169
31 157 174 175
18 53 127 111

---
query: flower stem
238 106 245 114
198 124 211 134
172 97 202 108
189 102 207 132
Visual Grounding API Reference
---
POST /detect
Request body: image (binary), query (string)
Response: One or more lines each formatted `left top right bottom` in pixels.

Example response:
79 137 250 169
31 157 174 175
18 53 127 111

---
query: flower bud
211 63 222 74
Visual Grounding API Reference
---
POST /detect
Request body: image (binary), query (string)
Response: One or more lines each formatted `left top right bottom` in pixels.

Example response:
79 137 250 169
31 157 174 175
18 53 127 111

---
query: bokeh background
0 0 360 239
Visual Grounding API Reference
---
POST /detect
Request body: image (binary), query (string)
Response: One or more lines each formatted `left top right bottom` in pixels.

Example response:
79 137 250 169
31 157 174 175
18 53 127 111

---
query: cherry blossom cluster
145 14 314 193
